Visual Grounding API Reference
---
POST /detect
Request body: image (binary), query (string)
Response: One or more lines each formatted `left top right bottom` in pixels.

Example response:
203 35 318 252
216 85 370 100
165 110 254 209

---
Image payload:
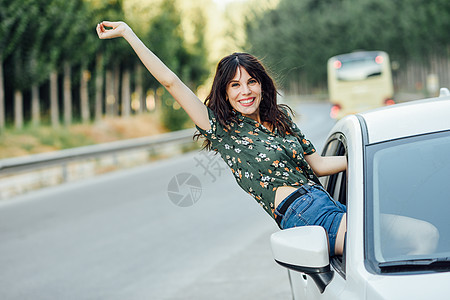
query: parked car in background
271 88 450 299
327 51 395 119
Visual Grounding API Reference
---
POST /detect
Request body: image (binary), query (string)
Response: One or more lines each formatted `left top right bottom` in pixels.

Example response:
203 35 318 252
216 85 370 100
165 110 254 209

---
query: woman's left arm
305 152 347 177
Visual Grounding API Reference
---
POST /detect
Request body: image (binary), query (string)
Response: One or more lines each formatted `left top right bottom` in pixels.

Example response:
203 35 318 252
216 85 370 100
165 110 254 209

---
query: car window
365 131 450 273
321 135 347 205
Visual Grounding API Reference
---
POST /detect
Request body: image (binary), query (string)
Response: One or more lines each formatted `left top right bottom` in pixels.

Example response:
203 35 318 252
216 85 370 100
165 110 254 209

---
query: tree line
245 0 450 94
0 0 209 132
2 0 449 134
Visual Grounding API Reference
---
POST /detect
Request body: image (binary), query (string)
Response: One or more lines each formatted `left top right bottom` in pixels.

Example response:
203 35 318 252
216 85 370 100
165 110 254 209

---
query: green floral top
196 107 317 218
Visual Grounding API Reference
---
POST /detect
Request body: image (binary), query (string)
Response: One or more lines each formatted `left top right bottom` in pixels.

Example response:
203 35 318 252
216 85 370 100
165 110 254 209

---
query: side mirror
270 226 334 293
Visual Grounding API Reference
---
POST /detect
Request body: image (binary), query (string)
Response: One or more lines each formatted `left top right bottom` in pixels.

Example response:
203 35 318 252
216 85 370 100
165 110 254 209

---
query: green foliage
144 0 189 131
3 125 96 151
32 127 95 149
0 0 207 131
160 91 190 131
245 0 450 89
0 0 34 58
98 0 136 67
144 0 208 131
145 0 185 81
0 0 100 90
179 6 209 87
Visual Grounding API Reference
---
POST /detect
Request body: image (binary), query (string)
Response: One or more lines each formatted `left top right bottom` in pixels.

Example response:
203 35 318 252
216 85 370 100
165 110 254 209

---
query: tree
0 0 211 131
0 0 35 130
145 0 209 131
245 0 450 92
86 0 130 121
26 0 69 127
145 0 186 130
44 0 98 127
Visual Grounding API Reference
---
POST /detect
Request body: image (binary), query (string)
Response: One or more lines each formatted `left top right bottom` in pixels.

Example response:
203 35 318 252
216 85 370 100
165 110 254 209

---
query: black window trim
322 132 348 279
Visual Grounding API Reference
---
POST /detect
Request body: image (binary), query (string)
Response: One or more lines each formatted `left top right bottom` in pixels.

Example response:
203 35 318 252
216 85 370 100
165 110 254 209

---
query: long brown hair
195 52 298 150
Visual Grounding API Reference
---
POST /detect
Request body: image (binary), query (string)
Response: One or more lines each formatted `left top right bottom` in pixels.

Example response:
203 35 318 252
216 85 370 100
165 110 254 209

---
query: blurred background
0 0 449 158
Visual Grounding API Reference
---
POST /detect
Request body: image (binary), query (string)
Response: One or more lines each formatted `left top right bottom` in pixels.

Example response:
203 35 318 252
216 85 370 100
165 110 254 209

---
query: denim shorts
274 184 346 256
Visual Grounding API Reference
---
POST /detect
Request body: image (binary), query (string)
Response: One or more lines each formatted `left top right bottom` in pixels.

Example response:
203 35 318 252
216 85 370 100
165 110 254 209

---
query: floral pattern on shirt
196 107 317 218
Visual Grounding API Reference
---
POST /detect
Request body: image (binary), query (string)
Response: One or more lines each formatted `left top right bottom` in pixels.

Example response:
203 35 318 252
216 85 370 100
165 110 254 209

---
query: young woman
97 21 348 256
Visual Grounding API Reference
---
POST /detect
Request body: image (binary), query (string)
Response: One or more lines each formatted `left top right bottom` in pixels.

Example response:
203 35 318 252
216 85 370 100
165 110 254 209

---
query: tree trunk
0 58 5 131
105 69 115 117
154 87 160 111
80 66 90 123
31 84 40 127
63 61 72 127
113 64 120 116
95 53 103 121
50 70 59 128
14 89 23 129
121 68 131 117
135 62 145 113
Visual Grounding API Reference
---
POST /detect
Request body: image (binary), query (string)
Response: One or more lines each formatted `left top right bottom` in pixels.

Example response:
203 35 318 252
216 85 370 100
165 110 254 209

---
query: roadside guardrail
0 128 198 200
0 128 196 175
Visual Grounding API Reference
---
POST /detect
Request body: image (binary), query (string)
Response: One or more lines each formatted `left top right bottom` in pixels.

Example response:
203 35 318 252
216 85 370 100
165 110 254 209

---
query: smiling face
226 66 262 122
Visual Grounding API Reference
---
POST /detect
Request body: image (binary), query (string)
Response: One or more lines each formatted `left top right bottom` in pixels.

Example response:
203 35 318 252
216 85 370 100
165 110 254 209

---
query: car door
285 132 350 300
304 133 349 300
288 133 349 300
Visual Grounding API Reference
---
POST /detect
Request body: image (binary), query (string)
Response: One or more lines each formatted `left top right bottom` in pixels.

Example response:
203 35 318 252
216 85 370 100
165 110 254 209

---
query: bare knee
334 213 347 256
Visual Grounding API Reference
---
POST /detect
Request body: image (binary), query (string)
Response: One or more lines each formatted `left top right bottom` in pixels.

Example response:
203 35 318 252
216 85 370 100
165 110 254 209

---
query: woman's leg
381 214 439 255
334 213 347 256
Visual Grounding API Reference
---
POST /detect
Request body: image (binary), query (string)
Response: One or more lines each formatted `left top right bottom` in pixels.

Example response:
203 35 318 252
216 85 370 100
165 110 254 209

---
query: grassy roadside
0 114 169 159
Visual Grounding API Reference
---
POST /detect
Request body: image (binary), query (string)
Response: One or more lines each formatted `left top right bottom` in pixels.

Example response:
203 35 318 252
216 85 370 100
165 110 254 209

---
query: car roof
358 93 450 144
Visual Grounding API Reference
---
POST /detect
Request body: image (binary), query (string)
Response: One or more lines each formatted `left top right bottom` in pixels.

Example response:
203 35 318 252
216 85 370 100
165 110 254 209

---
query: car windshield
365 131 450 272
336 54 383 81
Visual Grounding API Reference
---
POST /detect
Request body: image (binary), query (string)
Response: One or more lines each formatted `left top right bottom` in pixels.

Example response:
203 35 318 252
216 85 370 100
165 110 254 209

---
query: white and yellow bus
327 51 395 119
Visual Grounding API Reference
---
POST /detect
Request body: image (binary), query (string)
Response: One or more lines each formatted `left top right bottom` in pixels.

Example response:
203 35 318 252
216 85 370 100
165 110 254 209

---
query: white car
271 88 450 299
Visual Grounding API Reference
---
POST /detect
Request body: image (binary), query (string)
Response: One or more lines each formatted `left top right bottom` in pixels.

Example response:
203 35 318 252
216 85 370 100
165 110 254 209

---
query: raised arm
96 21 210 130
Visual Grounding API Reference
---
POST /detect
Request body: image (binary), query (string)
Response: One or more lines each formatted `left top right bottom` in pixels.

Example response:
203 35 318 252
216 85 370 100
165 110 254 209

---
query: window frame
320 132 348 278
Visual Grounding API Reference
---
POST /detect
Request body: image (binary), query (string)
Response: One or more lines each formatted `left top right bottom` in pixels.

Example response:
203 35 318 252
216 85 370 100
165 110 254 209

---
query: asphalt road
0 101 334 300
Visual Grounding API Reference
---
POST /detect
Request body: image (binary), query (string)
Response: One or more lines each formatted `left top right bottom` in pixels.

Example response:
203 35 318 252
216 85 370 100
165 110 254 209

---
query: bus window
327 51 394 119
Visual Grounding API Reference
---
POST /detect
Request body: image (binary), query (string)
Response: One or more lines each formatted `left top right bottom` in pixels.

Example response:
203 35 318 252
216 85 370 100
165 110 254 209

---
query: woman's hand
96 21 131 40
